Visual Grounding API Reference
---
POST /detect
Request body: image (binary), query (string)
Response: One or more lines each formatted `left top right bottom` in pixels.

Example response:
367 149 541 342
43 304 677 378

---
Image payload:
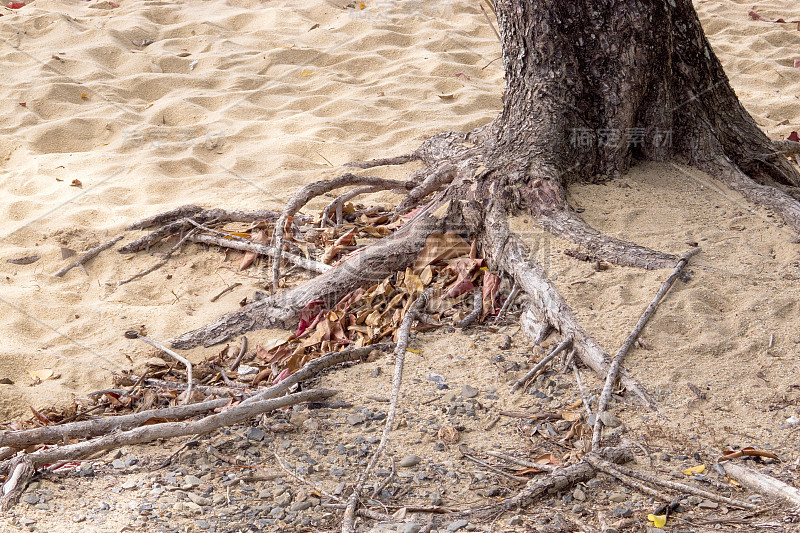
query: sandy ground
2 0 800 531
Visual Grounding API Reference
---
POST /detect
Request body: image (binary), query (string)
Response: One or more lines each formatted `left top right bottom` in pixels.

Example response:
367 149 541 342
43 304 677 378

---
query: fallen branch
722 461 800 507
584 455 758 510
3 388 336 470
592 248 700 448
450 447 633 519
341 290 430 533
186 221 331 274
53 235 123 277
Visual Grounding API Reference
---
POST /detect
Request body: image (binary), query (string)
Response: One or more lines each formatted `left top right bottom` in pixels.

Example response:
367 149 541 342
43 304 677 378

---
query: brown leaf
239 230 269 270
412 232 471 273
71 179 82 188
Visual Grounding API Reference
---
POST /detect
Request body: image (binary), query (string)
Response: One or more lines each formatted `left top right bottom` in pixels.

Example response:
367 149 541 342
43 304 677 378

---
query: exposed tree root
270 173 410 289
592 248 700 448
449 447 634 520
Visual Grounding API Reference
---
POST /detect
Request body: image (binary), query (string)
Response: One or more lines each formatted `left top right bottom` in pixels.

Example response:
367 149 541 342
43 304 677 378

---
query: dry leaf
647 514 667 528
28 369 54 380
682 464 705 475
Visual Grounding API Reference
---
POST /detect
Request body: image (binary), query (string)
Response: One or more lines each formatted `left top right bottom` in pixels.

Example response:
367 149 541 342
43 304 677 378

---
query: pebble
508 515 523 526
245 427 266 441
174 501 203 514
447 519 469 532
303 419 320 431
111 459 127 469
426 373 446 384
400 454 422 468
183 474 202 487
347 412 367 425
612 505 632 518
461 384 479 399
572 487 586 501
608 492 627 503
187 493 212 506
72 514 86 523
22 494 38 505
599 411 622 428
698 500 719 509
402 523 422 533
291 500 313 512
430 491 443 506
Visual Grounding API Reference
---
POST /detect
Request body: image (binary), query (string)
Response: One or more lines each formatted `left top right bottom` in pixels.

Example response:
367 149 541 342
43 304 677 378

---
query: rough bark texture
168 0 800 356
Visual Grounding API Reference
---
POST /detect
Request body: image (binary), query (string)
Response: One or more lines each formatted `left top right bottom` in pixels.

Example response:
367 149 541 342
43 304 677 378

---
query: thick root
171 202 450 348
539 209 677 269
471 201 656 408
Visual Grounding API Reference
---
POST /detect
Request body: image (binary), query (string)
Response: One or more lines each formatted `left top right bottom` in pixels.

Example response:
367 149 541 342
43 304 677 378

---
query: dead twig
210 282 241 302
493 280 519 323
456 284 483 328
230 336 248 372
341 290 430 533
584 454 758 510
510 335 573 393
592 248 700 449
53 235 123 277
116 226 200 287
459 446 528 483
136 335 194 405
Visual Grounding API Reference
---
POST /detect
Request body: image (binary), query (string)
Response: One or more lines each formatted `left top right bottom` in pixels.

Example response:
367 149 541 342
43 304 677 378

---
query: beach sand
1 0 800 529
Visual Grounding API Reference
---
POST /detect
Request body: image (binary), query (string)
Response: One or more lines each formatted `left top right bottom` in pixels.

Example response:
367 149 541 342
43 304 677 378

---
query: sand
0 0 799 508
0 0 504 417
2 0 800 530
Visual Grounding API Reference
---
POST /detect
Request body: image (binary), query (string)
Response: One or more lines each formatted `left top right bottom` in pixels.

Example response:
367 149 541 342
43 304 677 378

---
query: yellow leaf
28 369 54 380
358 2 365 9
682 464 705 476
301 70 312 76
406 349 420 354
647 514 667 528
81 93 87 99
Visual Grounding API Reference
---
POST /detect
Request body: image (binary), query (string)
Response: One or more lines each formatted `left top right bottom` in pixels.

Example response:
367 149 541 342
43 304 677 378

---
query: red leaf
18 102 26 107
7 2 25 8
795 60 800 69
296 300 325 336
789 131 800 143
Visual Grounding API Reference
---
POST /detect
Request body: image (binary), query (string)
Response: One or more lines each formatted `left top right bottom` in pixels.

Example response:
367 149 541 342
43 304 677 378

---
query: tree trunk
152 0 800 350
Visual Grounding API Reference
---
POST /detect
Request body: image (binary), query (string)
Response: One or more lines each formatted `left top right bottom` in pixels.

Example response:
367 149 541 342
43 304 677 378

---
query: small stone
599 411 622 428
291 500 313 512
270 506 286 519
72 514 86 523
430 491 443 506
20 518 35 526
22 494 38 505
400 455 422 468
447 519 469 532
572 487 586 501
112 459 126 469
461 384 479 399
508 515 523 526
698 500 719 509
246 427 266 441
275 491 293 507
402 523 422 533
303 419 320 431
183 474 202 487
121 479 137 490
687 496 702 506
426 373 446 384
187 493 212 506
612 505 632 518
609 492 627 503
347 412 367 426
787 416 800 427
175 501 203 514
